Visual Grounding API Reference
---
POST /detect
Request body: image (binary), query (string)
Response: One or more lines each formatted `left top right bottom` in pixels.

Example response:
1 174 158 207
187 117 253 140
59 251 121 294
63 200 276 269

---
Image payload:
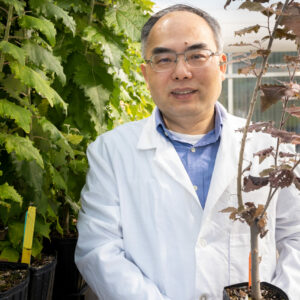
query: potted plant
222 0 300 299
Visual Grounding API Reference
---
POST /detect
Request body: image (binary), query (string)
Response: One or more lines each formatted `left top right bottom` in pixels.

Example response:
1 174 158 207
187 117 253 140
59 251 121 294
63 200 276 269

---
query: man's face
141 11 226 126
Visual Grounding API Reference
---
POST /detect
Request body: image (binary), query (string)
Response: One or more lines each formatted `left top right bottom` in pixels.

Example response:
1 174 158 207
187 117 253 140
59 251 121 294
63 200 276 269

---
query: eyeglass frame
144 48 221 73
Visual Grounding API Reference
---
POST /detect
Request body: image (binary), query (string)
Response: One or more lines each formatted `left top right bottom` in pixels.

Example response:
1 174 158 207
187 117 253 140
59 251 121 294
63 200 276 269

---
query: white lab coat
75 104 300 300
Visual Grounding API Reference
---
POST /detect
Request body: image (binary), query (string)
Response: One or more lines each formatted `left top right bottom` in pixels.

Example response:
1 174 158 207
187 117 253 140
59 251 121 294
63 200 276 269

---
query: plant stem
0 5 13 73
85 0 95 54
250 220 261 300
236 0 290 211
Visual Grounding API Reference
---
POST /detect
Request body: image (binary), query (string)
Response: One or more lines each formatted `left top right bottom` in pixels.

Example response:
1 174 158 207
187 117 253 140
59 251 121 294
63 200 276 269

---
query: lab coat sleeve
272 183 300 300
75 137 170 300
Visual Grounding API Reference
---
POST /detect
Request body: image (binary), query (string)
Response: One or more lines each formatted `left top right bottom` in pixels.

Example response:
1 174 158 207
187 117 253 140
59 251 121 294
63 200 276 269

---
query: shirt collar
155 102 223 146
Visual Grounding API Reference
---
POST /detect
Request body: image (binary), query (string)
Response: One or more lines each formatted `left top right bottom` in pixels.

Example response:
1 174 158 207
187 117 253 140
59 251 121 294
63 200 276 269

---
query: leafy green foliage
0 0 154 261
0 99 32 133
19 15 56 46
0 41 25 65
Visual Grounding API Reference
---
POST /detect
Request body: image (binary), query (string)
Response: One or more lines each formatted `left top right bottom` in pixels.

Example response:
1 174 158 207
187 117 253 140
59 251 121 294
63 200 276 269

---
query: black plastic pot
51 236 85 299
223 281 289 300
0 262 29 300
28 256 57 300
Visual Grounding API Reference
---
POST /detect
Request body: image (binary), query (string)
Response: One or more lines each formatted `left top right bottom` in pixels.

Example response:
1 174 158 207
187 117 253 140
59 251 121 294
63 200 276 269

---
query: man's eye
189 53 207 61
155 56 173 64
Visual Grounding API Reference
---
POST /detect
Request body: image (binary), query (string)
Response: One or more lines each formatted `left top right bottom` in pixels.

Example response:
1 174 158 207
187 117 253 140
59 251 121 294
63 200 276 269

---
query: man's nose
171 56 192 80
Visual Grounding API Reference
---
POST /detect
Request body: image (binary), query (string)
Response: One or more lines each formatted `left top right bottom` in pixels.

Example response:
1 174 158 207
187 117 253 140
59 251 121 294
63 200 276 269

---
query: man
75 4 300 299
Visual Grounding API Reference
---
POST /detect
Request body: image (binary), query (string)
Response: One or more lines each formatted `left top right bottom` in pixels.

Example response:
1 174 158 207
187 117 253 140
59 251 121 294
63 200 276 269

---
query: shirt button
193 185 198 191
164 132 168 136
191 147 196 152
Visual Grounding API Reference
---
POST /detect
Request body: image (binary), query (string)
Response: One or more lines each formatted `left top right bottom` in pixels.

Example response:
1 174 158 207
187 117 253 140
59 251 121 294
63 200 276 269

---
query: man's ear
219 53 227 81
141 63 150 89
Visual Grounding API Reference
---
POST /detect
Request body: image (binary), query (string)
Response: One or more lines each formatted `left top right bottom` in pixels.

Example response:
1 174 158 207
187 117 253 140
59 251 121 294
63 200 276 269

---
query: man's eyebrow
186 43 208 51
151 47 174 55
151 43 209 55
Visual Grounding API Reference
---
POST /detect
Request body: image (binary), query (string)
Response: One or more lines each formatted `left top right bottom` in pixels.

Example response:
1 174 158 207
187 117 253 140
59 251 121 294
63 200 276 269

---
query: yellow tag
21 206 36 265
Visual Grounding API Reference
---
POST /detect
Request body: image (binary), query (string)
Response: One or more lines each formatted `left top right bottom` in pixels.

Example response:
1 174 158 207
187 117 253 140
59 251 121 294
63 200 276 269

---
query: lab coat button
200 294 208 300
199 238 207 247
193 185 198 191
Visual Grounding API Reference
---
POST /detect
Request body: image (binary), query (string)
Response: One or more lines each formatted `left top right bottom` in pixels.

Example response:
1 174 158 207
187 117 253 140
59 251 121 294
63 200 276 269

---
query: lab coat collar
137 104 252 215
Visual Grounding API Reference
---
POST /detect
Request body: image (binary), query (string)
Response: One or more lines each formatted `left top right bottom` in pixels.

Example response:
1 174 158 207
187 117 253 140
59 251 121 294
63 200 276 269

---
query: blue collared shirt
155 104 223 209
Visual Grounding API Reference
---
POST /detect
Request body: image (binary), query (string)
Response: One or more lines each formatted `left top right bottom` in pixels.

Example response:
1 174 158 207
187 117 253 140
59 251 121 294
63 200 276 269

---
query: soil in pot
223 282 288 300
0 262 30 300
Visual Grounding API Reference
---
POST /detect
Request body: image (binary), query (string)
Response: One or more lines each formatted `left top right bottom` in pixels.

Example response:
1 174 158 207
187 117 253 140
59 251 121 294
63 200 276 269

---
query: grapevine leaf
260 84 287 112
0 133 44 168
280 3 300 38
0 247 19 262
0 41 25 65
0 99 32 133
239 1 265 11
8 221 24 248
63 133 83 145
74 61 111 124
0 0 25 16
253 147 274 164
279 151 295 158
65 194 80 214
37 117 74 157
49 164 68 191
284 55 300 64
31 237 43 257
10 61 67 112
243 175 269 192
269 169 294 188
37 1 76 35
23 41 66 85
0 183 22 205
274 28 297 41
105 1 148 41
286 106 300 117
1 75 27 101
83 26 124 67
19 16 56 46
235 25 261 37
34 216 50 239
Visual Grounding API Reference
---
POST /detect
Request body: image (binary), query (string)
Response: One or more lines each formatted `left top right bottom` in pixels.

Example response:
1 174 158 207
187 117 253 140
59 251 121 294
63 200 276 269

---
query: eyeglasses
145 49 220 72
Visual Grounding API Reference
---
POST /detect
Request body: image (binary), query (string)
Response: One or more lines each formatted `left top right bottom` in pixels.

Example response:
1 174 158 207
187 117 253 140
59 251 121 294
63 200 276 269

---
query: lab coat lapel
202 115 249 222
137 109 201 207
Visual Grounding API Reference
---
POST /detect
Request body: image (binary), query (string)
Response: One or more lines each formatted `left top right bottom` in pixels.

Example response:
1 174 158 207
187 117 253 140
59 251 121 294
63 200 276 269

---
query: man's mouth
171 89 197 96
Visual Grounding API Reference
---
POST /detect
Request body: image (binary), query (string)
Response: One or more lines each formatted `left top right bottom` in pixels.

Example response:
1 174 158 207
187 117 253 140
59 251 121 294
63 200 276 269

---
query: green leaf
31 237 43 257
63 133 83 145
34 216 50 239
65 194 80 214
0 183 22 205
19 15 56 46
0 99 32 133
8 221 24 248
23 41 66 85
1 75 27 101
49 164 68 191
0 41 25 65
105 1 148 41
0 133 44 168
83 26 124 67
43 2 76 36
74 59 111 125
0 247 19 262
10 61 67 112
37 117 74 156
0 0 25 16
